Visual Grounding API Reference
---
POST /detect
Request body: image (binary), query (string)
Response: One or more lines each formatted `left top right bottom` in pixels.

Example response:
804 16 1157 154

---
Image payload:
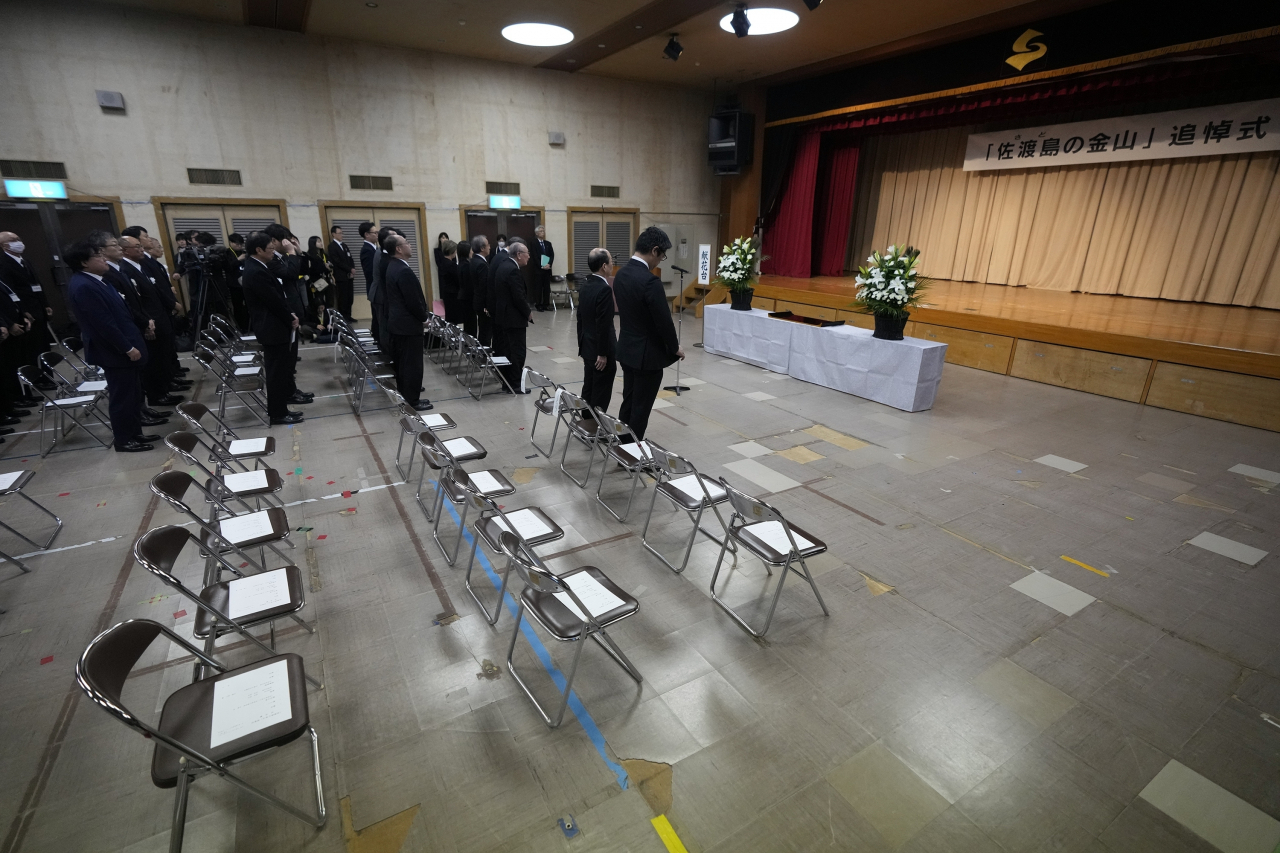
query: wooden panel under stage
752 276 1280 431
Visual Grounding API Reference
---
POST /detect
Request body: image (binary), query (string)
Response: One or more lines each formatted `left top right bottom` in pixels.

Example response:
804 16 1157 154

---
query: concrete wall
0 0 720 283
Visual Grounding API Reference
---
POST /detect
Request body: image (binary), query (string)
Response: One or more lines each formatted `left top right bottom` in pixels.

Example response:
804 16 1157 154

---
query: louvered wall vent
0 160 68 180
485 181 519 195
187 168 242 186
350 174 393 191
591 185 620 198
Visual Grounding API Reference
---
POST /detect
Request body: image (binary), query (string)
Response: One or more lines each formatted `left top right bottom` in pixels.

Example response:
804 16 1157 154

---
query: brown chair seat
201 506 290 549
606 441 657 469
655 473 728 511
476 507 564 551
151 653 310 788
193 566 306 638
566 415 597 439
521 566 638 639
225 436 277 458
444 470 515 503
205 466 283 499
736 520 826 563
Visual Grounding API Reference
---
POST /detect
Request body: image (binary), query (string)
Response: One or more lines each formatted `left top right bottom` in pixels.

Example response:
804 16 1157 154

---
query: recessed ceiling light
718 7 799 35
501 23 574 47
598 43 606 48
635 25 643 29
458 20 465 25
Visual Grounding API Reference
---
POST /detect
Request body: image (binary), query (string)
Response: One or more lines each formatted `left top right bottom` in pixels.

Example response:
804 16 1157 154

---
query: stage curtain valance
853 125 1280 309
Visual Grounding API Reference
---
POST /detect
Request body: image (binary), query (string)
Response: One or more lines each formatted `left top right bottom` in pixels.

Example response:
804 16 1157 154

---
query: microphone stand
663 266 690 394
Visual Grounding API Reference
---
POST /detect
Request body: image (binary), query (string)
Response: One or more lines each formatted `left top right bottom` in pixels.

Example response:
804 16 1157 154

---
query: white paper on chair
222 469 269 493
554 573 625 622
468 471 504 494
443 438 477 456
218 511 275 544
239 334 258 341
209 659 292 748
423 414 448 428
0 471 23 491
493 509 552 540
227 569 292 619
748 520 815 553
669 474 726 503
232 355 256 363
491 356 511 366
234 366 261 376
51 394 96 407
228 438 268 454
76 380 108 392
617 441 652 462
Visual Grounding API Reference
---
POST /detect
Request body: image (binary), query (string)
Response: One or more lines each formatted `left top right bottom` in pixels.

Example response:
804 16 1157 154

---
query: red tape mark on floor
173 610 187 619
317 534 327 540
39 657 52 665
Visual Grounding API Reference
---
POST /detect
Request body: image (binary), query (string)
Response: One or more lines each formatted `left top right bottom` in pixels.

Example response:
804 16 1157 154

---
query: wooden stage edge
746 276 1280 432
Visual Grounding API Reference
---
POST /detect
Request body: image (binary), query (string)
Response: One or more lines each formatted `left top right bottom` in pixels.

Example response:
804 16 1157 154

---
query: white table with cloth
702 303 947 412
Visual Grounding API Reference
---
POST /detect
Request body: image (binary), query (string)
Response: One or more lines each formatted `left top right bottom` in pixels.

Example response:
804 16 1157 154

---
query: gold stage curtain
852 126 1280 309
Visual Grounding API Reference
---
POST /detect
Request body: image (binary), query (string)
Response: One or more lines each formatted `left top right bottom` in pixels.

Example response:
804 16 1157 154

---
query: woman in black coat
453 240 474 333
438 239 460 322
303 236 333 329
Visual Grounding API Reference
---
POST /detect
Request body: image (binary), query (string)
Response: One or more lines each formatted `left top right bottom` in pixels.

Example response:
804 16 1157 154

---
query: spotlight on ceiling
663 33 684 61
803 0 823 9
501 22 575 47
720 7 799 36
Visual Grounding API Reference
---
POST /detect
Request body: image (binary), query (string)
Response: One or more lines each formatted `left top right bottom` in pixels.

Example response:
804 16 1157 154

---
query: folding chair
498 532 641 728
134 525 318 685
58 336 103 381
193 344 269 426
592 408 660 522
413 435 498 565
18 365 111 457
392 403 457 482
457 480 560 625
76 620 326 853
209 313 258 349
39 351 108 399
640 446 735 574
709 478 830 638
150 470 294 575
177 402 276 467
165 432 285 509
526 370 581 458
411 427 489 522
460 334 514 400
557 391 602 488
548 274 576 313
0 469 63 552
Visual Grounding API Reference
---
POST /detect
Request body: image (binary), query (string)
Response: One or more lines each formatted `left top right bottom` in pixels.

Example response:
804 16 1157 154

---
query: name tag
30 286 41 292
8 293 19 302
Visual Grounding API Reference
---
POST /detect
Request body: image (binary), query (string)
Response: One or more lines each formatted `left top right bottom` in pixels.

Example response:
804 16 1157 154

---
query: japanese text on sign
964 99 1279 171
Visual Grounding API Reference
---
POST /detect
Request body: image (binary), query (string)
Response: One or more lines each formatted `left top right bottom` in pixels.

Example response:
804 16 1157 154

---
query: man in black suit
242 231 302 424
329 224 356 322
369 225 400 361
577 248 617 413
264 225 313 406
120 235 185 407
615 227 681 440
358 221 378 336
0 231 55 390
383 234 433 411
491 238 532 392
0 275 37 426
532 225 554 311
469 235 491 345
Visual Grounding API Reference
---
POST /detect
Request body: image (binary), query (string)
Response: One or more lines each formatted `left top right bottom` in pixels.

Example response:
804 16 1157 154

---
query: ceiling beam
537 0 727 73
243 0 312 33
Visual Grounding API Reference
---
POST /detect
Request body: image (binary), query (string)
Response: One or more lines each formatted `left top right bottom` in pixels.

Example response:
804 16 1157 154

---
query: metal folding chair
592 408 659 522
0 469 63 553
58 336 103 381
390 399 456 481
411 433 493 564
526 370 580 458
176 402 276 469
557 391 602 488
165 432 285 509
193 344 268 426
458 481 560 625
460 334 514 400
640 446 735 574
39 351 108 399
709 478 830 638
76 620 326 853
18 365 111 456
499 532 641 728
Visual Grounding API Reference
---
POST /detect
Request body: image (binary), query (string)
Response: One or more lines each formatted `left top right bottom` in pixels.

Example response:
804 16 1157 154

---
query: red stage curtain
812 142 859 277
761 130 820 278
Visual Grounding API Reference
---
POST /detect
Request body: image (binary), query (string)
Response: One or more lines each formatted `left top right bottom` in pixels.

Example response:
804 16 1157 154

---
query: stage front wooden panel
753 275 1280 432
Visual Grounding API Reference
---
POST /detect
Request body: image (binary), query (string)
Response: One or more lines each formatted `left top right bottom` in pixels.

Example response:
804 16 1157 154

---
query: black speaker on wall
708 110 755 176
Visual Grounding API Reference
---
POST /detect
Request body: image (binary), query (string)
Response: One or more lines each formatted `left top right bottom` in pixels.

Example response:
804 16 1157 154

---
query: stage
747 276 1280 432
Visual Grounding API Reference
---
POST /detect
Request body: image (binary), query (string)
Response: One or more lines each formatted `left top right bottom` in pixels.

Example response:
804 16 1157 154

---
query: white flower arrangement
714 236 767 292
853 244 929 318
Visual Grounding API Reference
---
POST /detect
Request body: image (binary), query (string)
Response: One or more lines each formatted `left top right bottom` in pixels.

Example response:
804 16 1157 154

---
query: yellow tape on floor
1060 555 1109 577
650 815 689 853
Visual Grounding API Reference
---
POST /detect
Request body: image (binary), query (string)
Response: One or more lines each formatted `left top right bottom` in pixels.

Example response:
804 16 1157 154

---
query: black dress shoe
270 412 304 425
143 408 172 419
114 440 154 452
140 416 170 427
134 433 162 442
178 367 191 374
18 396 41 407
288 392 313 405
0 427 13 436
150 394 184 406
0 416 21 426
170 381 194 390
413 400 434 411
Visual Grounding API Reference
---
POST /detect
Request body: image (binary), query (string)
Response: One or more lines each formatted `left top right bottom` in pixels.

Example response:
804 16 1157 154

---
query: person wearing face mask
0 232 56 391
65 241 155 452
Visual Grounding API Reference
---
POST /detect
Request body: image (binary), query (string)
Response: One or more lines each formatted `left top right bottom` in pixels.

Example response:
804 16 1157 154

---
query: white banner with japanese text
963 99 1280 171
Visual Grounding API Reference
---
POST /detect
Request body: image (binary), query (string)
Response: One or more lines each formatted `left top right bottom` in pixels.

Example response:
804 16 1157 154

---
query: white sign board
964 99 1280 171
698 244 712 285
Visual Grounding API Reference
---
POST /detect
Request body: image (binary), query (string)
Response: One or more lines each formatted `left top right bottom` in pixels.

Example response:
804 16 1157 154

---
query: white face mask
497 241 505 249
6 242 23 254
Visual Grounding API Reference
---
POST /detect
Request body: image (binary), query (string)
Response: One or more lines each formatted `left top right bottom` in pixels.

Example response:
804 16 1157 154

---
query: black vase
730 288 755 310
872 313 909 340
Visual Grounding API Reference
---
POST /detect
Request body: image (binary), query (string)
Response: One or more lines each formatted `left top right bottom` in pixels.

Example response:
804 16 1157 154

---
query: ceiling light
597 43 606 48
720 7 799 36
501 23 574 47
364 2 377 7
803 0 822 9
663 34 683 61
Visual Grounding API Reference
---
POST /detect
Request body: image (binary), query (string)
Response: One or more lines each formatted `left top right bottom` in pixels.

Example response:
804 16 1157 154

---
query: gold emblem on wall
1006 29 1047 70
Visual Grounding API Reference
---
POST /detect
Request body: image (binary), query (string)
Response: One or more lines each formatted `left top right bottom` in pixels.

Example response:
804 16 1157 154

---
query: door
567 210 637 274
159 203 283 311
324 206 426 300
0 200 117 327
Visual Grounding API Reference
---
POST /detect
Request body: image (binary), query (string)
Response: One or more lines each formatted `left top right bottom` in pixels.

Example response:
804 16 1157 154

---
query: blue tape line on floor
433 480 629 790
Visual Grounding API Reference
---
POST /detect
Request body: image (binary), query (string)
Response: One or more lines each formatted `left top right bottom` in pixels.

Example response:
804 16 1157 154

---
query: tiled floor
1 309 1278 853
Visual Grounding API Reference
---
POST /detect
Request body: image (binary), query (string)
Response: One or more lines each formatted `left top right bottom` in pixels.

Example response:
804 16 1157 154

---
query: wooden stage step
752 276 1280 432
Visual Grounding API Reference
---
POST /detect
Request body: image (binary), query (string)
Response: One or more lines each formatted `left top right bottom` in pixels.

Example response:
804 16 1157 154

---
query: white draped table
703 303 947 412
